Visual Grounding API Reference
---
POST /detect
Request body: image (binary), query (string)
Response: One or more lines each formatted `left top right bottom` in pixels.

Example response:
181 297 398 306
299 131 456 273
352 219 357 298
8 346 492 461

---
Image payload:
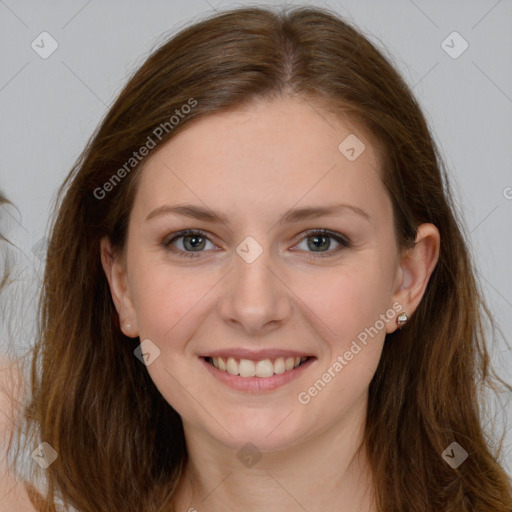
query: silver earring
397 312 408 329
125 322 132 330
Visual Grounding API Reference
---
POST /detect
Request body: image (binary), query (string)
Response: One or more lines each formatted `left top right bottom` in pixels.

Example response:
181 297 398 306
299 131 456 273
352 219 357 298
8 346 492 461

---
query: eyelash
162 229 351 260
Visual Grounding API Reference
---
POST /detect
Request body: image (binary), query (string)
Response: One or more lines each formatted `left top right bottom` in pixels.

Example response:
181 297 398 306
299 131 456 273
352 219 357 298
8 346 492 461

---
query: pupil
183 235 330 252
309 235 329 251
185 235 204 250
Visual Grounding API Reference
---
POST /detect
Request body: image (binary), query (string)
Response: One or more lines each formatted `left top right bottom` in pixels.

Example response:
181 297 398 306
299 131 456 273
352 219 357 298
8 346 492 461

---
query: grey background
0 0 511 475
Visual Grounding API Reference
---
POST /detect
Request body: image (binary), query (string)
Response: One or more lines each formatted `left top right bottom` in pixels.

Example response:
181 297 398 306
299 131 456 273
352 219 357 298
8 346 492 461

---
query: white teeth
255 359 274 378
226 357 239 375
274 357 285 374
207 355 310 378
239 359 255 377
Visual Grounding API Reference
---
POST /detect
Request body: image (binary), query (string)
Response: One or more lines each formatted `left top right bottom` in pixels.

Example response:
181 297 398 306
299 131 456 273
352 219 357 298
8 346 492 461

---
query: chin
204 409 309 454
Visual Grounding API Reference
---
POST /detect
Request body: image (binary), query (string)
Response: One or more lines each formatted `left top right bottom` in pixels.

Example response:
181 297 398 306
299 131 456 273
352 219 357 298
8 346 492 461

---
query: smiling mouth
203 356 311 378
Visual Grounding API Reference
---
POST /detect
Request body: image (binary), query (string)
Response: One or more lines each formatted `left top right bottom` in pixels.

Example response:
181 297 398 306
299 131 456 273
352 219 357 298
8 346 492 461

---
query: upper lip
199 349 315 360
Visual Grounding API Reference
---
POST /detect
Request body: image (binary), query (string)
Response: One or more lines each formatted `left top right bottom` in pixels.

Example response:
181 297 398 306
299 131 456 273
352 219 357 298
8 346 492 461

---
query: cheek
293 264 389 418
293 256 394 351
130 259 216 346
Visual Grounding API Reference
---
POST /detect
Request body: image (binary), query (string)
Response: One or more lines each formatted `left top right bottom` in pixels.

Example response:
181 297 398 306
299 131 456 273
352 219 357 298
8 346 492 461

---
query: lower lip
200 357 315 392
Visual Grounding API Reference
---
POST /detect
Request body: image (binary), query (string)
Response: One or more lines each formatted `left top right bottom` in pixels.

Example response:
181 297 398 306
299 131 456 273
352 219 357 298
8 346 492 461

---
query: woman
2 5 511 511
0 192 42 511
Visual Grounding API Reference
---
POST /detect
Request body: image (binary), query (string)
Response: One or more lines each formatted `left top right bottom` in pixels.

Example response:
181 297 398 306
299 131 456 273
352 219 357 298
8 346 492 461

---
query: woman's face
105 96 415 452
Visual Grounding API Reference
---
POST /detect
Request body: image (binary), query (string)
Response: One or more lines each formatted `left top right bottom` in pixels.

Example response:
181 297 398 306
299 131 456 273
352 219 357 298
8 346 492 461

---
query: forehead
133 96 390 224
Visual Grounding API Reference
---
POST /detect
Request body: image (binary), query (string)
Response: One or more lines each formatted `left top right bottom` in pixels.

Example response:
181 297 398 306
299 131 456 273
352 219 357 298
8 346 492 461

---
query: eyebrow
145 202 370 225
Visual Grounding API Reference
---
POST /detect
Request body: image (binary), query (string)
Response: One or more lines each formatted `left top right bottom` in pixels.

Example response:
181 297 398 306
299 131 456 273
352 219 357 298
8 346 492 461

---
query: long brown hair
8 6 512 511
0 192 11 291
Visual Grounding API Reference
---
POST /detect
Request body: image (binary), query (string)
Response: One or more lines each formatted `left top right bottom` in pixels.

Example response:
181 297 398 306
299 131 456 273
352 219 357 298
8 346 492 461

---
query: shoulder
0 353 37 511
0 353 26 433
0 479 37 511
0 353 23 430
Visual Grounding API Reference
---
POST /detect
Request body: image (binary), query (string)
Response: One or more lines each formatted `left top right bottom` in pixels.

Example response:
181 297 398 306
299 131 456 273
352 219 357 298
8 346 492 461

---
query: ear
386 223 440 334
100 236 139 338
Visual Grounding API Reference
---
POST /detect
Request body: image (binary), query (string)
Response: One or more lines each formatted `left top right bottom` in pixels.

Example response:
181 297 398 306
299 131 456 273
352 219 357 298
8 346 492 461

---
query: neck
171 395 376 512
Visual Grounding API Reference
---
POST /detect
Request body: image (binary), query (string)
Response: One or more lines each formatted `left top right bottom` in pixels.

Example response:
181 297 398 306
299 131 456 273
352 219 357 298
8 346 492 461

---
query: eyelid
162 228 351 258
163 229 218 257
298 228 350 246
291 229 351 259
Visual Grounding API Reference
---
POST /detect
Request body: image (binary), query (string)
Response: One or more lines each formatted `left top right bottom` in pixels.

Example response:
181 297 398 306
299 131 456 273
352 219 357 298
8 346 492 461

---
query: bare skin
0 356 36 512
101 95 440 511
0 95 441 512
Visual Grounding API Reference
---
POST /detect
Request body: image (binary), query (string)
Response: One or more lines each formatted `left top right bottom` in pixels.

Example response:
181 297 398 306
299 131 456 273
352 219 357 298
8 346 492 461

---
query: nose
218 243 292 336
